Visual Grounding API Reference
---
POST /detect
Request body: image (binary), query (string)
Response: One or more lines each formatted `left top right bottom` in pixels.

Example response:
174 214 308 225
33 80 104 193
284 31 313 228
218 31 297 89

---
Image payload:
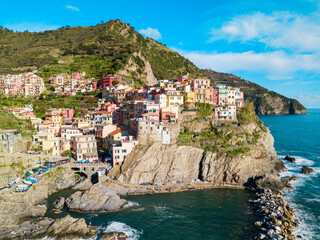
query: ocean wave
154 205 169 216
279 155 315 166
131 207 145 212
104 221 142 240
123 201 139 208
87 213 99 219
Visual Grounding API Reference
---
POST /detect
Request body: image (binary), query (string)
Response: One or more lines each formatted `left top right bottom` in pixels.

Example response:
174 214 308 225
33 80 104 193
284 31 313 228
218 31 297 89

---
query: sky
1 0 320 108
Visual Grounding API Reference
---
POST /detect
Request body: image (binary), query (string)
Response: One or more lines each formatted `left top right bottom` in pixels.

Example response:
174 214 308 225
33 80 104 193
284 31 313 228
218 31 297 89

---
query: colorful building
97 75 123 88
73 135 98 161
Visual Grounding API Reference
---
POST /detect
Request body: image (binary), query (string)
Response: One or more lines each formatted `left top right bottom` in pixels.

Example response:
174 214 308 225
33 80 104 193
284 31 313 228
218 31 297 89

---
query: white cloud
5 22 60 32
139 27 162 40
297 94 304 98
177 49 320 79
210 11 320 53
314 94 320 98
66 5 79 11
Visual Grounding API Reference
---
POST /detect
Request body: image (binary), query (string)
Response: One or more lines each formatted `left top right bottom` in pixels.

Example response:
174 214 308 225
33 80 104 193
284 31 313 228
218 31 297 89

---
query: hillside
203 69 308 115
0 19 307 115
0 20 203 83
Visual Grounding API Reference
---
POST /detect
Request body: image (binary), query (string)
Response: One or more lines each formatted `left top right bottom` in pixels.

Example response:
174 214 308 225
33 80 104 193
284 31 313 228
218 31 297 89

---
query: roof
108 129 122 136
94 111 111 115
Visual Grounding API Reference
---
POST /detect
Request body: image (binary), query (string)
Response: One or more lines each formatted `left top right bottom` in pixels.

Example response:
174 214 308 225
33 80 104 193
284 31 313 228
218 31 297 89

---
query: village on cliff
0 71 244 190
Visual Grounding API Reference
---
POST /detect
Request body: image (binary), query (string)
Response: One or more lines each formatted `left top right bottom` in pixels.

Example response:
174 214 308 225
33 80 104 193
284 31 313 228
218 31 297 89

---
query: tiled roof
94 111 111 115
108 129 122 136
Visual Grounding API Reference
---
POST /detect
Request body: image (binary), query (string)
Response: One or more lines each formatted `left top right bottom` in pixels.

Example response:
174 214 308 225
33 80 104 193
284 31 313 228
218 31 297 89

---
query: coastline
0 169 300 240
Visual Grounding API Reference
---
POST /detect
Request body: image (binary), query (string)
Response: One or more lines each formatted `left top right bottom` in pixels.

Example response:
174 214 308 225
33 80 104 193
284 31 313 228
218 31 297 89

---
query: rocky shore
250 188 300 240
0 215 127 240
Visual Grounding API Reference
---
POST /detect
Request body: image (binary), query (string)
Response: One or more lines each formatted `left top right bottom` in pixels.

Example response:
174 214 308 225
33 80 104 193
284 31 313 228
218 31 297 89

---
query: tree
62 150 72 157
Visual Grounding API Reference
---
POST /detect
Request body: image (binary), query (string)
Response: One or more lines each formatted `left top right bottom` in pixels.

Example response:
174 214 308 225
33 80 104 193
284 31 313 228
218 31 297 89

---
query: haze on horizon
1 0 320 108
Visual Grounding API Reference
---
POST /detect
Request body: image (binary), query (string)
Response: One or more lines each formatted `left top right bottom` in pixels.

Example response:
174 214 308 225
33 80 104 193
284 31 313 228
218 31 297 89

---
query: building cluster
0 72 45 96
49 72 97 95
4 73 244 168
98 74 244 121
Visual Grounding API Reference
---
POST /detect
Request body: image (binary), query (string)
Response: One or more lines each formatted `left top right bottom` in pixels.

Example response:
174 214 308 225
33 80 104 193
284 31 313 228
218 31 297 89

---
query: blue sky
1 0 320 108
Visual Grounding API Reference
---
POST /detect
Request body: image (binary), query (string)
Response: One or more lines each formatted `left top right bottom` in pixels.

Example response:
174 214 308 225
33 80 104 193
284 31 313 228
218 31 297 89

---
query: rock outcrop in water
301 166 314 174
66 184 128 212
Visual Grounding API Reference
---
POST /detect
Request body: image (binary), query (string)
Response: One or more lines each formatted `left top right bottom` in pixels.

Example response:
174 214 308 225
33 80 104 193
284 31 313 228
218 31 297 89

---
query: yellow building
185 91 196 104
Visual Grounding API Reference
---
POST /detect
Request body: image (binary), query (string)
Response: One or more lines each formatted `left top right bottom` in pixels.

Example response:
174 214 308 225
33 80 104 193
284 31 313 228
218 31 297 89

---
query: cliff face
203 69 308 115
112 111 284 188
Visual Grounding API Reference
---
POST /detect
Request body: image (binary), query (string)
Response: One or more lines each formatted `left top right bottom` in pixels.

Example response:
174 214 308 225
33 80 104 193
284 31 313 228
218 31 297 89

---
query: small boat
23 180 33 185
15 178 20 183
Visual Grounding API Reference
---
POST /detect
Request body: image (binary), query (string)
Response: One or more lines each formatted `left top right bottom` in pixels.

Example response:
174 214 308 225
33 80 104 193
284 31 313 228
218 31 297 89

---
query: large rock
53 197 65 210
47 215 90 239
284 155 296 162
301 166 314 174
246 173 285 191
66 184 127 212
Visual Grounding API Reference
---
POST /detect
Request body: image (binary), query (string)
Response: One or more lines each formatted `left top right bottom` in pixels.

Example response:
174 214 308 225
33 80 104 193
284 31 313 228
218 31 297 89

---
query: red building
97 75 123 88
212 88 218 105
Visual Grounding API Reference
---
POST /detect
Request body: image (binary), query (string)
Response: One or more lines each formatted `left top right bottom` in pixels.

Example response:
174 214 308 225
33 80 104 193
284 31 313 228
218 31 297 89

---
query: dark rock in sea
53 197 65 210
247 174 285 191
284 155 296 162
301 166 314 174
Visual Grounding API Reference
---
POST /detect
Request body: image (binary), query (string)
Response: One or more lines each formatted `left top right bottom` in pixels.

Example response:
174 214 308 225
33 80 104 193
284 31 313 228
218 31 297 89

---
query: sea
46 109 320 239
260 108 320 240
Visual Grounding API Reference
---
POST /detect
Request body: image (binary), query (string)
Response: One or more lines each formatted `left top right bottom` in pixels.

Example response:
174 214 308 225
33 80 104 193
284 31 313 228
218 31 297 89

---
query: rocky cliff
111 106 284 189
203 69 308 115
0 168 83 232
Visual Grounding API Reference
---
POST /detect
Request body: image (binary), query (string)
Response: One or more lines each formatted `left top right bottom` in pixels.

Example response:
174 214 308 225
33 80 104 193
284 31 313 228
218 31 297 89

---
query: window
122 149 127 153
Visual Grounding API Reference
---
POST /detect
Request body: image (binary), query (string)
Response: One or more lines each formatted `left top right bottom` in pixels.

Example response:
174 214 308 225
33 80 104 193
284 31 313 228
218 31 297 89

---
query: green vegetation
0 20 204 82
237 102 257 125
227 147 251 158
196 103 214 117
0 105 34 134
0 92 100 119
62 150 72 157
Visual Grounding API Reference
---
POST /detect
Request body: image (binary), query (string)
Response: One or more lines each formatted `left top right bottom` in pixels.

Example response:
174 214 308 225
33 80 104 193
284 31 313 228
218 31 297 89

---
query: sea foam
104 221 142 240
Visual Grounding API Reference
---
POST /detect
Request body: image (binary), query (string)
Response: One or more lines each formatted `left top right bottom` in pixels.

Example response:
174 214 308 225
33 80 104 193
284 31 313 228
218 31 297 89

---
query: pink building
62 109 75 122
141 111 160 122
192 79 211 90
112 135 138 166
101 103 118 113
212 88 218 105
97 75 123 88
72 72 82 80
73 135 98 161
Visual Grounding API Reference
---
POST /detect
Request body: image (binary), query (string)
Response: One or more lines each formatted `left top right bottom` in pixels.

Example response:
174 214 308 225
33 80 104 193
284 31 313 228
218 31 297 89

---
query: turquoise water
47 189 256 239
260 109 320 239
